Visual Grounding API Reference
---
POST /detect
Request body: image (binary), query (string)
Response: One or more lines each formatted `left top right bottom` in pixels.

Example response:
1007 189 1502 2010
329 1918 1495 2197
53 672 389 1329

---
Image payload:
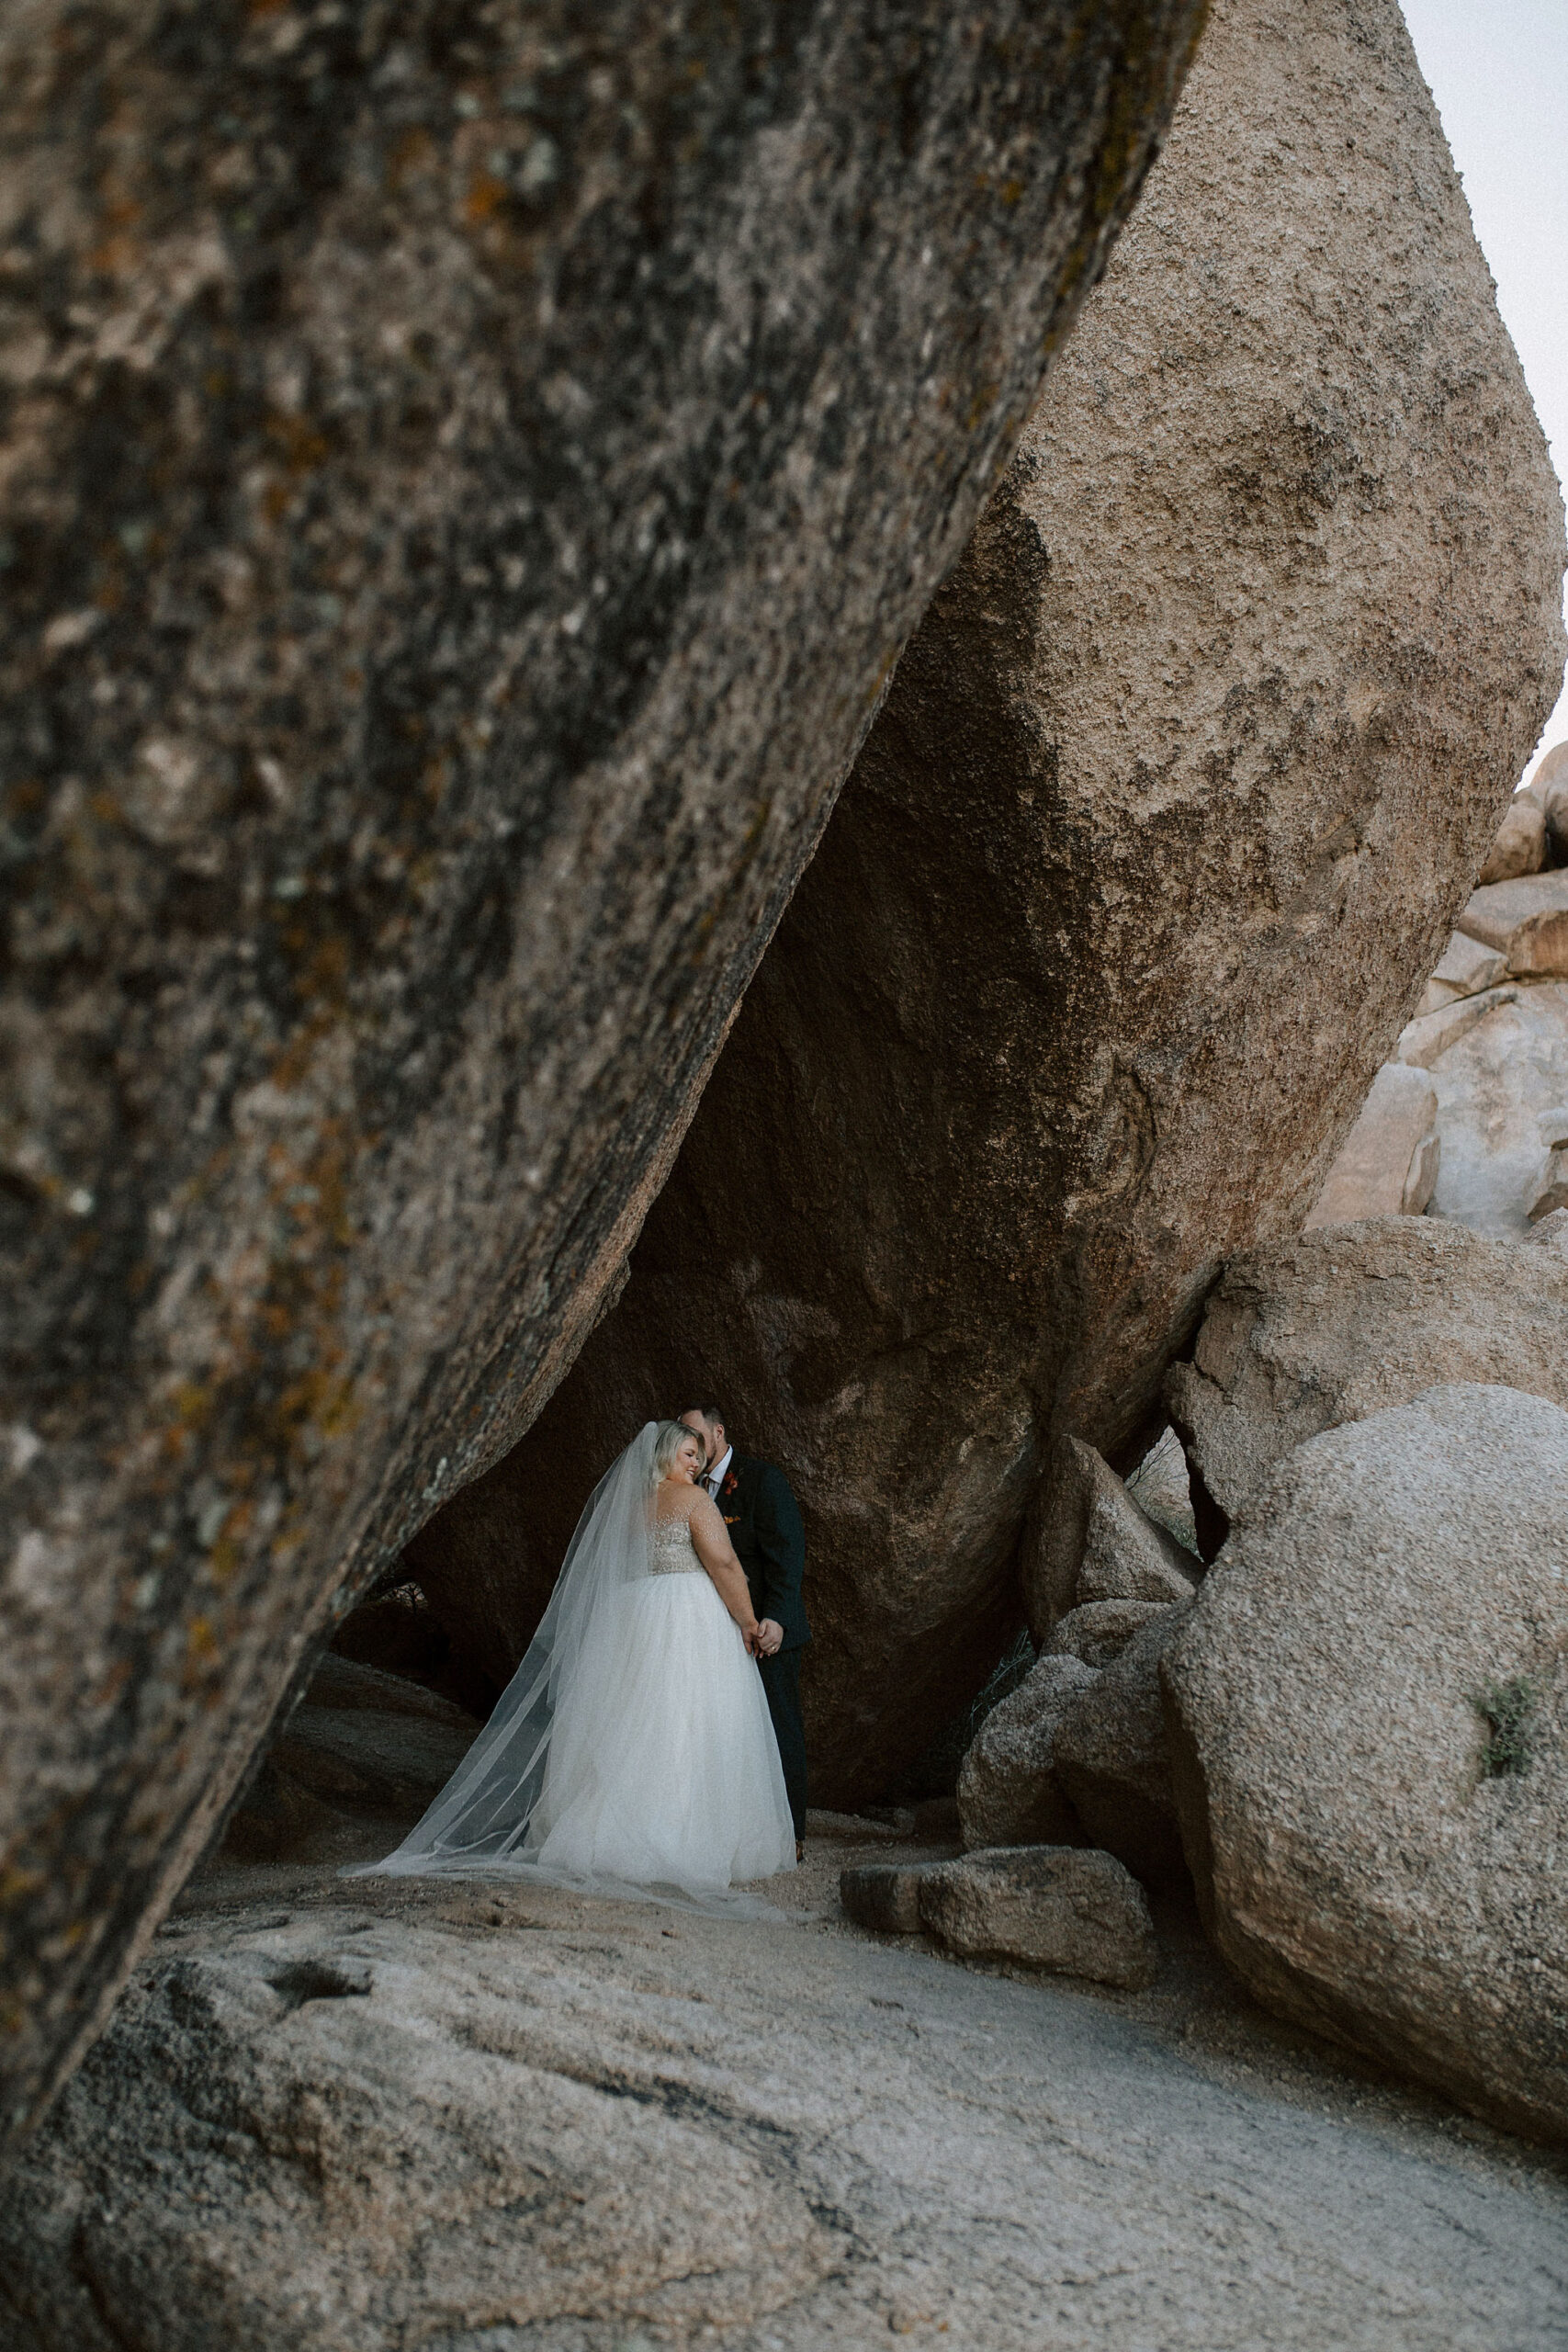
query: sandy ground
157 1808 1568 2352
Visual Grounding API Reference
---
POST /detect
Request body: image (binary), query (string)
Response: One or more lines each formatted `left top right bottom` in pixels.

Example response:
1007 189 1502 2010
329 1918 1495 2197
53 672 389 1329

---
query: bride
355 1420 796 1901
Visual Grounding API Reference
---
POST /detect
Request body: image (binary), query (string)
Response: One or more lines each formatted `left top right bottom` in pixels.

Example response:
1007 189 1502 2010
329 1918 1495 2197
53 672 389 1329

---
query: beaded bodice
649 1509 705 1576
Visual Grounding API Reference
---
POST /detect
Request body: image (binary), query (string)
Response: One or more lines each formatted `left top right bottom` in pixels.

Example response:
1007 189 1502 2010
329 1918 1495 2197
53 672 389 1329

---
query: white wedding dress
353 1425 795 1906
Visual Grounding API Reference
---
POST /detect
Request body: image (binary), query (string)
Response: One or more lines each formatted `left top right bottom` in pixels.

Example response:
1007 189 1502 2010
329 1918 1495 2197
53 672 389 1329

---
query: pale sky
1399 0 1568 783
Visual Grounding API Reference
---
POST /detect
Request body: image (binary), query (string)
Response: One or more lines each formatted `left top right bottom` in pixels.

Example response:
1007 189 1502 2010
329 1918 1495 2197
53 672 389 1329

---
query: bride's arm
687 1498 761 1647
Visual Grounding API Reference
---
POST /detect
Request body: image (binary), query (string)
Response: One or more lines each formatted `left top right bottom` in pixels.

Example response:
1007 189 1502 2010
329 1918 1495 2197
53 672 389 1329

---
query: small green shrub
1472 1675 1539 1779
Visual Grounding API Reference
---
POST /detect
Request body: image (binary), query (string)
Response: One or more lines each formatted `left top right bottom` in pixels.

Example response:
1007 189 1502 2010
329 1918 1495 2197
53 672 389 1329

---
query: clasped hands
746 1618 784 1659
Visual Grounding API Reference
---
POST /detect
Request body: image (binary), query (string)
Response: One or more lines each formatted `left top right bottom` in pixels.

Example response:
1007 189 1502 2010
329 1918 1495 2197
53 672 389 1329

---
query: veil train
348 1422 789 1915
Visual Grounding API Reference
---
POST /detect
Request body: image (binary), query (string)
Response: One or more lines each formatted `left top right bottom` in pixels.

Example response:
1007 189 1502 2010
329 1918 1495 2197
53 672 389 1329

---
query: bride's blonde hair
650 1419 702 1485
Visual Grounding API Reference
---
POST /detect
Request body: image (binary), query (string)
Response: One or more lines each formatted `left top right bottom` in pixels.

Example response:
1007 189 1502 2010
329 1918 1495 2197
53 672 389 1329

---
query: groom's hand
756 1619 784 1657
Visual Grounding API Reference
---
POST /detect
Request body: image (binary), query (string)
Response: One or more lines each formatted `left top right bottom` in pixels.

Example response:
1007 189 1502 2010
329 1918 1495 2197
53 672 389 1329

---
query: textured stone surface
9 1855 1568 2352
956 1653 1096 1851
919 1845 1157 1987
1025 1435 1197 1633
1043 1600 1174 1671
1164 1385 1568 2143
1304 1063 1438 1226
1458 873 1568 975
414 0 1567 1804
1395 982 1520 1069
839 1862 928 1936
1415 928 1509 1015
1053 1607 1191 1888
0 0 1211 2141
1167 1217 1568 1533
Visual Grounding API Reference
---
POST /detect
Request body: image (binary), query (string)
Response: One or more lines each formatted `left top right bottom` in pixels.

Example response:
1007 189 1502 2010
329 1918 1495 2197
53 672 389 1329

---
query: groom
680 1404 810 1858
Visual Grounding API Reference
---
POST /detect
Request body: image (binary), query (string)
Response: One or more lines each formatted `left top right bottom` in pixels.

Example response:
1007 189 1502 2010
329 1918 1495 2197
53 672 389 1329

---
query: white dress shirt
703 1443 734 1498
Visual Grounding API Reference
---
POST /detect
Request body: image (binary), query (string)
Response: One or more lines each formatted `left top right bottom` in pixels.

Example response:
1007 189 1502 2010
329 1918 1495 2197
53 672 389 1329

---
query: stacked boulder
842 1433 1202 1986
1160 1217 1568 2143
1311 752 1568 1233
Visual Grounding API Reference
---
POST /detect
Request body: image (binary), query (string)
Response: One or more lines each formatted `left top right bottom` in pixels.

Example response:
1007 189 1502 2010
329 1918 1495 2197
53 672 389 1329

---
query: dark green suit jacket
714 1452 810 1653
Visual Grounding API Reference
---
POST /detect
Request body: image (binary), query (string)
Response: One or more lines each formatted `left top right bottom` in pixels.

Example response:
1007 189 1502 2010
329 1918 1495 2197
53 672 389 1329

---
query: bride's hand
741 1621 763 1657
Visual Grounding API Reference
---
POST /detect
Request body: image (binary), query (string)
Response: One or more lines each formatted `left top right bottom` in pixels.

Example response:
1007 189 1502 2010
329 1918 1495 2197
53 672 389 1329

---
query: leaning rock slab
1164 1385 1568 2143
0 0 1209 2140
422 0 1568 1804
956 1654 1096 1852
1167 1218 1568 1533
1054 1607 1192 1890
919 1847 1156 1989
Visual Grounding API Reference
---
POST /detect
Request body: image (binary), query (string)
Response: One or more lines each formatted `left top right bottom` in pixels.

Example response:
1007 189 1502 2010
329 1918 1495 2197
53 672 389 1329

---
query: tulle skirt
527 1572 796 1895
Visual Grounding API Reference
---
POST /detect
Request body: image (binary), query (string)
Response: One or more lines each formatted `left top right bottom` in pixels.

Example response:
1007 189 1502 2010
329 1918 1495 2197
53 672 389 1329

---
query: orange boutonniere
722 1469 739 1498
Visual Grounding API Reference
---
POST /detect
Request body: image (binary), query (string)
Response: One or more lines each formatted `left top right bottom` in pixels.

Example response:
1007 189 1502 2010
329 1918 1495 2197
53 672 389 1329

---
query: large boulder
1457 872 1568 977
919 1846 1157 1988
1167 1218 1568 1542
1053 1606 1191 1889
0 0 1209 2141
955 1653 1096 1851
1476 795 1547 885
1425 983 1568 1236
1163 1385 1568 2143
410 0 1567 1804
1303 1062 1439 1227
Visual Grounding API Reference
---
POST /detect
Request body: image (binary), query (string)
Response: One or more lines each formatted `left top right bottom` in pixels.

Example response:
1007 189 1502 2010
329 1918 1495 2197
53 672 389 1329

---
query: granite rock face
1164 1385 1568 2143
1166 1218 1568 1539
0 1906 840 2348
416 0 1567 1804
0 0 1211 2138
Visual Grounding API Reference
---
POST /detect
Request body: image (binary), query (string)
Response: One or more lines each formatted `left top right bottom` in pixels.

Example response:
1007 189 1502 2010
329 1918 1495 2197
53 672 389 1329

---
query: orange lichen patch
266 414 330 478
172 1381 214 1430
464 172 509 223
185 1619 219 1679
92 1661 132 1710
88 196 144 277
388 126 436 192
965 381 998 433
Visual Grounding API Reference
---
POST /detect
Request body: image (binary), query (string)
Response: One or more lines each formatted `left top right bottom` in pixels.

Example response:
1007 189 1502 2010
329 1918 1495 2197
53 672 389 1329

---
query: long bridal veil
351 1423 659 1882
349 1422 788 1914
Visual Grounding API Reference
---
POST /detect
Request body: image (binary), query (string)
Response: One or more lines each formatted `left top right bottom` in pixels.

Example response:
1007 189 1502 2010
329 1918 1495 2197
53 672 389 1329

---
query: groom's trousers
758 1650 807 1841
